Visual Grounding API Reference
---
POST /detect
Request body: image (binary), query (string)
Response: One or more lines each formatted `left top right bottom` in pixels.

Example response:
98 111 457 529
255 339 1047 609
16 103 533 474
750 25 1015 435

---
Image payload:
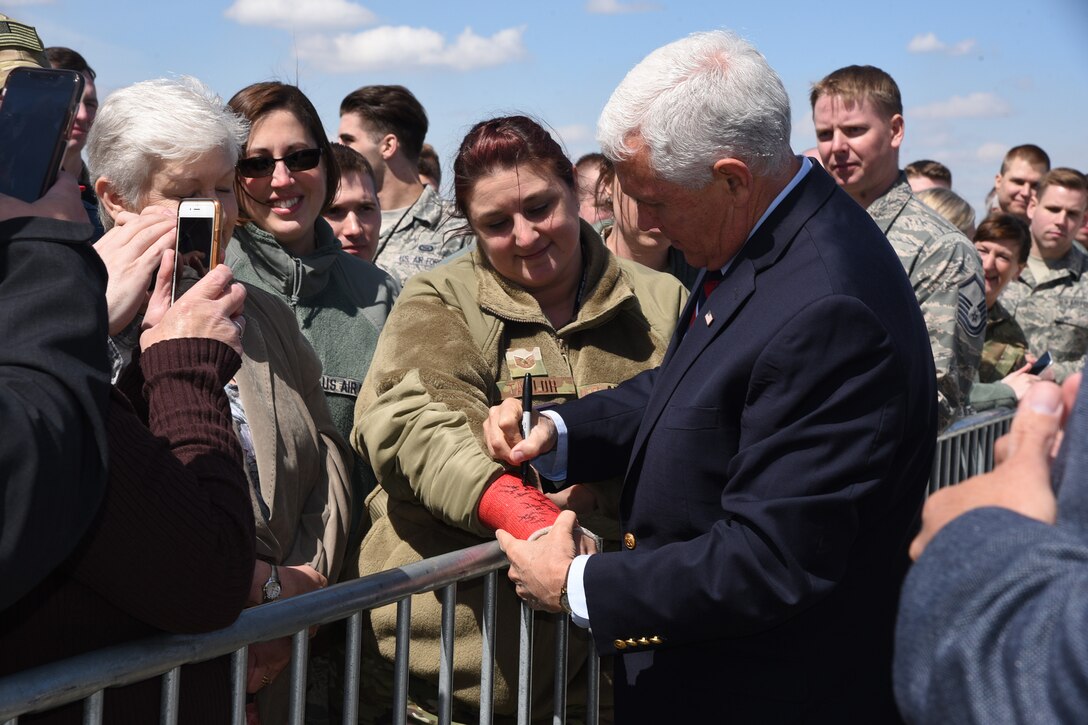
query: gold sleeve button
623 533 637 550
613 639 628 650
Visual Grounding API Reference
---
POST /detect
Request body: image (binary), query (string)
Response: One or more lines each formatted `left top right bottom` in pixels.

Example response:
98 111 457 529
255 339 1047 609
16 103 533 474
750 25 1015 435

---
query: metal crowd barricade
928 408 1016 495
0 408 1016 725
0 542 599 725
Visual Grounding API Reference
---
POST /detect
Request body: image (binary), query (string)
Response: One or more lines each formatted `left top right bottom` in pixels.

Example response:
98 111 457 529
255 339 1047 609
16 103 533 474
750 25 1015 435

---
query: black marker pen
521 372 532 484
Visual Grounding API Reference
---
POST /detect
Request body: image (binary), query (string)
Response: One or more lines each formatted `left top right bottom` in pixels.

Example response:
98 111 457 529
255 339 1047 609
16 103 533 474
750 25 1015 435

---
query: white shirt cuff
533 409 569 481
566 553 591 628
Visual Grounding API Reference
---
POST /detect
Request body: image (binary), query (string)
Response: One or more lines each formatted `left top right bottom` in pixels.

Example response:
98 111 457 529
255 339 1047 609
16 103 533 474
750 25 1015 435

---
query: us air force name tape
321 375 362 398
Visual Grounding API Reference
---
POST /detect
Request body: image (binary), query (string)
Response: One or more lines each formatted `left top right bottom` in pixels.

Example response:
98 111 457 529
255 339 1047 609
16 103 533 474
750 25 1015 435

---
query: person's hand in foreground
484 397 558 466
0 171 85 224
140 262 246 356
497 510 598 612
93 207 176 335
910 374 1081 559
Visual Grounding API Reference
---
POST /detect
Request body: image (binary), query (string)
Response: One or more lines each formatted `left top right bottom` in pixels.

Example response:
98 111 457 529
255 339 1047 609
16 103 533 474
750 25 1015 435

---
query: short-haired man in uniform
905 159 952 193
1000 168 1088 382
324 143 383 263
338 85 470 284
811 64 985 430
994 144 1051 219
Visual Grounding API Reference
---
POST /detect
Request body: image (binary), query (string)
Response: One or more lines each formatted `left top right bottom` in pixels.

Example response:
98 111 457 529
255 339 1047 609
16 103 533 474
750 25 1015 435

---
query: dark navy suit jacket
556 164 937 723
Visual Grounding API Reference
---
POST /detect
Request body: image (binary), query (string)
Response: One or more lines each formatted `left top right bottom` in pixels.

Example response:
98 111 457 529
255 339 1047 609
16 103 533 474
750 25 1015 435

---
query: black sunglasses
236 148 323 178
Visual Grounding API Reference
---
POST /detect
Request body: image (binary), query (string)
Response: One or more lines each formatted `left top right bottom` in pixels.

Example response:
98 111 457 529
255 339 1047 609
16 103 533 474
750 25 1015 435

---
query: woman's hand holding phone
92 207 176 335
140 263 247 356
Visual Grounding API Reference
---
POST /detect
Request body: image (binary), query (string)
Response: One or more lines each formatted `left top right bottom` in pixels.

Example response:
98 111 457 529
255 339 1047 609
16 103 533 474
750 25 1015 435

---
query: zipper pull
289 257 303 306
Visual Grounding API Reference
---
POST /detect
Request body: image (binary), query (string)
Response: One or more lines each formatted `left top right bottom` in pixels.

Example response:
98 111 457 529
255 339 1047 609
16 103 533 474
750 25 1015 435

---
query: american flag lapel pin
704 311 714 326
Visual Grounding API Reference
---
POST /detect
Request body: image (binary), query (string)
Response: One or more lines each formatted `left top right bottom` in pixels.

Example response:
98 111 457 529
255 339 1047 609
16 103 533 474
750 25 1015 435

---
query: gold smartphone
171 198 223 304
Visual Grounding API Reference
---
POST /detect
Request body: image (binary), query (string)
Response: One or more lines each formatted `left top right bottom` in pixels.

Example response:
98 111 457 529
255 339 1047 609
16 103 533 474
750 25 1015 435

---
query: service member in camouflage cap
0 13 49 87
1000 168 1088 383
811 64 985 430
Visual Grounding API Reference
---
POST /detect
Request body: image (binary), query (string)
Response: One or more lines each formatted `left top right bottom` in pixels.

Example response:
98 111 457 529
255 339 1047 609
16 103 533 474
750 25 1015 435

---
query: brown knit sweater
0 337 256 724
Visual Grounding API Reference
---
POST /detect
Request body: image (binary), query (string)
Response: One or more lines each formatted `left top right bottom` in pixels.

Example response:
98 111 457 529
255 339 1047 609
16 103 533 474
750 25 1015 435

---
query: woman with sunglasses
225 82 399 554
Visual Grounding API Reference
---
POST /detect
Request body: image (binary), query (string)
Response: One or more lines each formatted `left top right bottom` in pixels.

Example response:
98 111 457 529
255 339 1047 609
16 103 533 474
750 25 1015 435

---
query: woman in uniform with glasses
226 82 400 561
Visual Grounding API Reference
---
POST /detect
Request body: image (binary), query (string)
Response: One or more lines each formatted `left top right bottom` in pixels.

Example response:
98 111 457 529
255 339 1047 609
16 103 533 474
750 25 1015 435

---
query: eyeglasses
236 148 323 178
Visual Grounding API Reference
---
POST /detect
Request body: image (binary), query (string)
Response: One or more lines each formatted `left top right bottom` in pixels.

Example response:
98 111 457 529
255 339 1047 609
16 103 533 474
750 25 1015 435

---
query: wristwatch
262 563 282 603
559 584 573 615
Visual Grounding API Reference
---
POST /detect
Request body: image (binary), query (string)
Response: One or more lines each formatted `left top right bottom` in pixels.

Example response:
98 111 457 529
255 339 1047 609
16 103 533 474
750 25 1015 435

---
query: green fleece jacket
349 222 686 719
354 221 686 540
226 220 399 545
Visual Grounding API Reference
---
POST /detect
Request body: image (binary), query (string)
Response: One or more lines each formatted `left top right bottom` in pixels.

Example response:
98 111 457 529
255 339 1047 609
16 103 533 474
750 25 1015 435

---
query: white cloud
298 25 527 72
907 32 976 56
910 92 1011 120
911 141 1010 167
555 124 593 146
974 142 1009 163
224 0 376 31
950 40 976 55
586 0 660 14
907 32 942 53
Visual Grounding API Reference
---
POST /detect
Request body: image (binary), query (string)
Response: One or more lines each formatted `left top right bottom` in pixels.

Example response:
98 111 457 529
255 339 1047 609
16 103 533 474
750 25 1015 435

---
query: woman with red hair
349 115 686 723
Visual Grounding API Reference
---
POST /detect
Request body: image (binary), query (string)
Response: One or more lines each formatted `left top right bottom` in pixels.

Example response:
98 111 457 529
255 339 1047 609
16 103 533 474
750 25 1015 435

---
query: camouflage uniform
867 173 985 430
966 303 1029 412
373 185 473 285
980 301 1029 382
999 246 1088 382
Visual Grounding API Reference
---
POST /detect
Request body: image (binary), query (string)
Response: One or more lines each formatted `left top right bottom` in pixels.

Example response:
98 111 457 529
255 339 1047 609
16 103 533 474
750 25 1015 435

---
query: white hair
86 76 249 227
597 30 793 188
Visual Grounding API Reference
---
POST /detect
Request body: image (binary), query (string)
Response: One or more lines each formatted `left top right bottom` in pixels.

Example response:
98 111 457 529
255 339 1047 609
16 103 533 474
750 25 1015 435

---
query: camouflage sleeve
998 281 1087 383
908 231 986 430
1048 359 1084 385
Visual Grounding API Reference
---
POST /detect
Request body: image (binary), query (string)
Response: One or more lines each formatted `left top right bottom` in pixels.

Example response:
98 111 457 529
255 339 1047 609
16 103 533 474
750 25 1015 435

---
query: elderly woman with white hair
87 77 352 701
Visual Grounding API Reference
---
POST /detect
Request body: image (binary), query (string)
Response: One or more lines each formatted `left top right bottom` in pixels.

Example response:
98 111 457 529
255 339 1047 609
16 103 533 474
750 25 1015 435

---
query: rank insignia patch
505 347 547 377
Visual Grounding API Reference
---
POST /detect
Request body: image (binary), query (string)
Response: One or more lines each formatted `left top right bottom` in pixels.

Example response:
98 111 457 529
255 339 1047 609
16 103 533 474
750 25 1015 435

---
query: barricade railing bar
0 408 1014 725
0 540 595 725
929 407 1015 495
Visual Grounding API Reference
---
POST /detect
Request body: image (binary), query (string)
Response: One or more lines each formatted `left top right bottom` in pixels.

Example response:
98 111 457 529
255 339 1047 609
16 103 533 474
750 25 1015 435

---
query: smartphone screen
171 199 222 303
0 68 84 202
1029 351 1053 376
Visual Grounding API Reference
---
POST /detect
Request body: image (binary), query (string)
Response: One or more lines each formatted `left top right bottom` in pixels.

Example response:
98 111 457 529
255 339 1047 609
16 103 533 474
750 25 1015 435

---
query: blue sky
11 0 1088 217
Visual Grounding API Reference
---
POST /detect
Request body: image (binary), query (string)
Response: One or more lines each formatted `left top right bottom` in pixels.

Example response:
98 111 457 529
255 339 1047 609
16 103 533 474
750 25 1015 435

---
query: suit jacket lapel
658 268 708 368
623 162 839 484
626 260 757 473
